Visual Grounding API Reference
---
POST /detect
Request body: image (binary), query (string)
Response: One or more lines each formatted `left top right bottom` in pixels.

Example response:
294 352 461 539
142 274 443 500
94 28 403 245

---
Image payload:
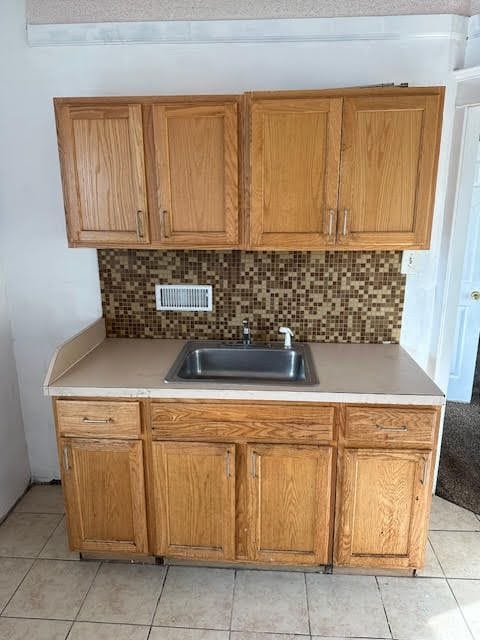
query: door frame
432 70 480 485
435 103 480 399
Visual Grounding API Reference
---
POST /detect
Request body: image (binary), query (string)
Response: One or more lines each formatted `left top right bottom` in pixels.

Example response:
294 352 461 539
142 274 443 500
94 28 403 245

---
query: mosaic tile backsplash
98 250 405 343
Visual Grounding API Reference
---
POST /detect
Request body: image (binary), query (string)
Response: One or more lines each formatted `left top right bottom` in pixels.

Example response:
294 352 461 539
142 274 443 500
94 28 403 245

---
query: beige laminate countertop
44 331 445 406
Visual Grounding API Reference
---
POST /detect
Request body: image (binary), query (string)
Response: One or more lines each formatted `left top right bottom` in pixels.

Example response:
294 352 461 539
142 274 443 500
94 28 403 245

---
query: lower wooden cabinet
152 441 236 560
335 448 432 569
60 438 148 554
247 444 333 565
54 398 439 570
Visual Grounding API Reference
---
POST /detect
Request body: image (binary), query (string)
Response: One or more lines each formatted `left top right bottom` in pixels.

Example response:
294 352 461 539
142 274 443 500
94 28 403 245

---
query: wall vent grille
155 284 213 311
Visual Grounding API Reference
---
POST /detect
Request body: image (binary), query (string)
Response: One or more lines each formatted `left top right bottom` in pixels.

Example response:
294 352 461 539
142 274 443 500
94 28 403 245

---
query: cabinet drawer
56 400 141 438
151 401 334 442
345 406 438 446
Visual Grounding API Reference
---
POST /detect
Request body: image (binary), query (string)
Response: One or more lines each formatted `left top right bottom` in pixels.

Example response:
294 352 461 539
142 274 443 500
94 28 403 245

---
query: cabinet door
250 98 342 249
150 103 239 246
56 103 149 246
338 94 443 249
335 448 432 569
247 444 333 565
152 442 235 560
60 438 148 554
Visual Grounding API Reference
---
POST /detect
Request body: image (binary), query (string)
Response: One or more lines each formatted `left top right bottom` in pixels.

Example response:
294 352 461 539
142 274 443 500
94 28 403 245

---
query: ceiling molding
26 14 468 47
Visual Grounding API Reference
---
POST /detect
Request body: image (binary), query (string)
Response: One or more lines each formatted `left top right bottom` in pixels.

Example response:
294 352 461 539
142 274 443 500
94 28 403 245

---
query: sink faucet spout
279 326 294 348
242 319 252 345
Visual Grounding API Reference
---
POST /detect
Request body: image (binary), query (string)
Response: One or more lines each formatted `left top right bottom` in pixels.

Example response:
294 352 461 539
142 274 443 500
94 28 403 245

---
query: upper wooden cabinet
147 103 239 247
337 95 443 249
249 98 342 249
248 87 444 250
54 87 444 251
55 103 150 247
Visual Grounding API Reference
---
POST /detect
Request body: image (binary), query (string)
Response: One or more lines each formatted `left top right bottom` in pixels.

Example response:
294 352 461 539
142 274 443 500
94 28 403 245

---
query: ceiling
26 0 479 24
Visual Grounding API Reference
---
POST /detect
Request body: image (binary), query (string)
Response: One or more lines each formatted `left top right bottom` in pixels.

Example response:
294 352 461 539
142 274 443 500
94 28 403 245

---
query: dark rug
436 347 480 514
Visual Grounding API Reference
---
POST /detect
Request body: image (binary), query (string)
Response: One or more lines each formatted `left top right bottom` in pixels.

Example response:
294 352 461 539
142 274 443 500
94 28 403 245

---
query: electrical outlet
401 251 428 275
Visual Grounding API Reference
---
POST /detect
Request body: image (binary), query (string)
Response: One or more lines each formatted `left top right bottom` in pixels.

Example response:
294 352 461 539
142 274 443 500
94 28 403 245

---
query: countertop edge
44 385 445 406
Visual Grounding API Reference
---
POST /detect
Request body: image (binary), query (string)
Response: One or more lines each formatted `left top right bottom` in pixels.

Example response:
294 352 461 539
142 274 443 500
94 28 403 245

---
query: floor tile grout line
430 528 480 532
427 536 447 578
36 513 67 558
0 554 80 562
149 562 170 626
228 568 237 633
303 571 312 637
72 559 103 624
64 619 75 640
0 556 38 618
11 510 65 515
1 615 151 627
0 614 78 623
445 577 477 640
374 575 394 640
0 511 64 561
148 622 234 632
228 568 239 640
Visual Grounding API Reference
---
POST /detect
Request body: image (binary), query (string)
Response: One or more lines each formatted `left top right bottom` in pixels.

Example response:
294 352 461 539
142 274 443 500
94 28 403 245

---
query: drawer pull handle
376 424 408 432
82 417 113 424
251 451 257 479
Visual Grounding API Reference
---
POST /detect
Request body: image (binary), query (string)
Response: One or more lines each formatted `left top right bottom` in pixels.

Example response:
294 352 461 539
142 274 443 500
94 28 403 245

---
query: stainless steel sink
165 340 318 385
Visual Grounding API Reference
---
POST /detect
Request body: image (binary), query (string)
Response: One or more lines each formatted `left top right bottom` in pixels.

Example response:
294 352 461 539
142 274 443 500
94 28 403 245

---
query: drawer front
345 406 438 446
56 400 141 438
151 401 334 442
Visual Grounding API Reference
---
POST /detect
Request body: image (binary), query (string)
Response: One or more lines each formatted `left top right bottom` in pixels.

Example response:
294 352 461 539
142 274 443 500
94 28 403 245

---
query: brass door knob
471 291 480 300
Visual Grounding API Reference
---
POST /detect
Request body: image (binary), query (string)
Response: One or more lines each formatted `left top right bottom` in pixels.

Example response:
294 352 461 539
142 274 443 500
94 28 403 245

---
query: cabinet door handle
421 457 429 485
63 446 70 472
251 451 257 479
328 209 335 240
376 424 408 432
136 210 144 239
161 210 170 238
225 450 231 479
82 417 113 424
342 209 349 236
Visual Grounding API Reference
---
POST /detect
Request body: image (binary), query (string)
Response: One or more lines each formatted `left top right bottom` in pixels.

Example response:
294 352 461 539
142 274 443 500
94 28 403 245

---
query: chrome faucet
279 326 294 348
242 319 252 345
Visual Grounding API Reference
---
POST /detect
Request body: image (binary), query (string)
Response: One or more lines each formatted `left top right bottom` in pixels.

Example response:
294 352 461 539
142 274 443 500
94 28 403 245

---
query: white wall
0 0 466 478
0 260 30 518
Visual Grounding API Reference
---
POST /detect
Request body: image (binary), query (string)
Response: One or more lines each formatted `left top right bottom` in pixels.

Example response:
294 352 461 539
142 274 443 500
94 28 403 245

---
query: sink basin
165 340 318 385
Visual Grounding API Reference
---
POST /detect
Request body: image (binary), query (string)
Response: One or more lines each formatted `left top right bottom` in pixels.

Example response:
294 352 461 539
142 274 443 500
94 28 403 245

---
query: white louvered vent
155 284 213 311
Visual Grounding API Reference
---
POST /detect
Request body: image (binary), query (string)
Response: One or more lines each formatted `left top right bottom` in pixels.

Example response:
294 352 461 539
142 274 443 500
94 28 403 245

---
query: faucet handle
279 326 294 348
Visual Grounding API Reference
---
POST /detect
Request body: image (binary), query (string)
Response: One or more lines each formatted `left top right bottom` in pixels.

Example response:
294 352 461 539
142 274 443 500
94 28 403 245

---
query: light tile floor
0 486 480 639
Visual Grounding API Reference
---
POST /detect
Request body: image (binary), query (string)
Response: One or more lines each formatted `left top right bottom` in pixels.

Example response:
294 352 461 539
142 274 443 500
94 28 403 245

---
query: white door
448 130 480 402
